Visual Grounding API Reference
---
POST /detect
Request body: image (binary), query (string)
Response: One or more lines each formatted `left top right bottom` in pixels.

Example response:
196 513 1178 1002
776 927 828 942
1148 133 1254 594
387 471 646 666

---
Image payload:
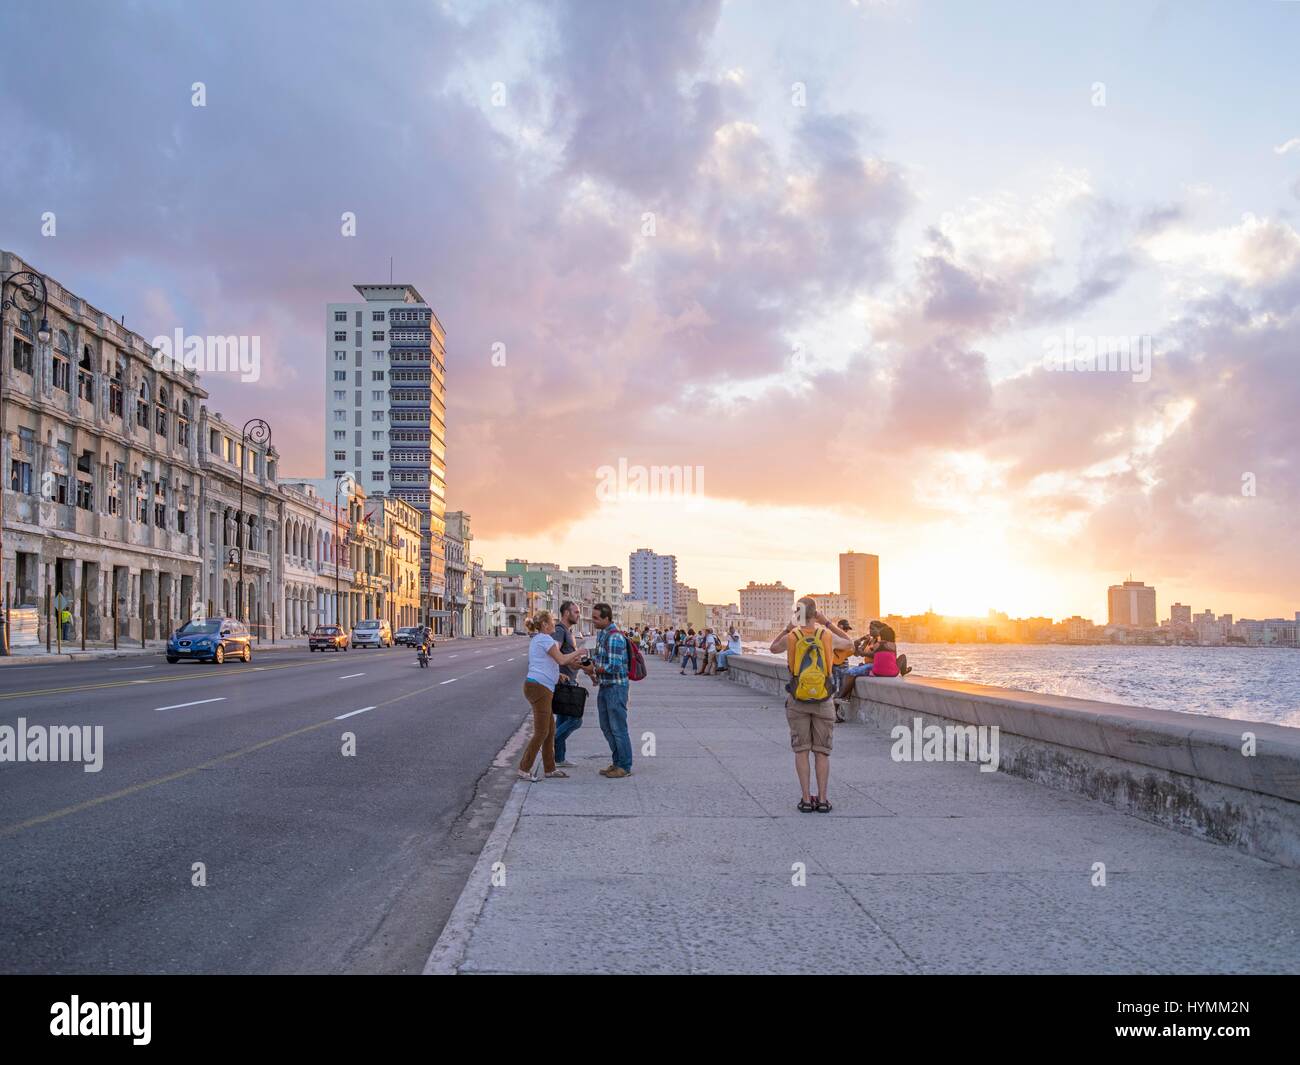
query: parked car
167 618 252 664
394 626 419 646
351 619 393 648
309 625 350 652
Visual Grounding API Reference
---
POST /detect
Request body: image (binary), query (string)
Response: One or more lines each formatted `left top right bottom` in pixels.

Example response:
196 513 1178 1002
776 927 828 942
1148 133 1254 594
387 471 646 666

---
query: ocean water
749 643 1300 727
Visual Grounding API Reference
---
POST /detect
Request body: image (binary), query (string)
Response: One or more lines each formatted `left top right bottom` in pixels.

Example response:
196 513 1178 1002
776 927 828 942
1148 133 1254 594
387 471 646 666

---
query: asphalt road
0 635 534 973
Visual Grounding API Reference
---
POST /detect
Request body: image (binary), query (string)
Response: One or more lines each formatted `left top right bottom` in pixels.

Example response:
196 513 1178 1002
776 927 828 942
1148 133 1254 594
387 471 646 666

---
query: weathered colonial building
367 493 422 631
2 249 205 642
196 407 281 630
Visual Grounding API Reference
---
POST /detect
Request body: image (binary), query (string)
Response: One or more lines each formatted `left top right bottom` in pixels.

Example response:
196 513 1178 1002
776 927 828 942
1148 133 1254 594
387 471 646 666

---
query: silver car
351 619 393 648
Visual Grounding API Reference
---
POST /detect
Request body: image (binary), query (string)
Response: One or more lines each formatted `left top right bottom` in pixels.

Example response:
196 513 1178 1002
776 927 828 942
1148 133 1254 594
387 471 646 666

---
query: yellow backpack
788 626 831 702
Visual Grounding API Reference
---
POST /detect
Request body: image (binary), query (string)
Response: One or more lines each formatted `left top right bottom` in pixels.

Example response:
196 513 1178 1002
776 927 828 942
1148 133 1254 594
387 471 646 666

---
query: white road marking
440 678 458 685
507 657 515 662
449 654 458 658
484 665 495 670
339 672 365 679
155 697 226 712
336 705 375 720
111 665 155 671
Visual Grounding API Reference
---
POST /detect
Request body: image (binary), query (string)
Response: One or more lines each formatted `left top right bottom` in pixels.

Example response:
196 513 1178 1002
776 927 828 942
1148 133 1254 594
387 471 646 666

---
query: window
372 370 385 381
108 462 122 515
76 479 94 510
372 311 385 322
334 350 346 362
333 430 346 440
374 471 385 481
18 427 34 455
222 437 232 462
334 390 346 401
334 409 346 422
372 451 385 461
177 507 188 533
77 345 94 401
9 461 32 494
372 431 384 441
156 387 169 435
53 353 70 391
372 331 385 342
334 331 347 342
334 370 346 381
12 315 34 373
334 450 347 461
372 390 384 401
137 381 151 428
108 359 125 416
372 410 385 421
334 311 347 322
333 469 345 479
178 401 190 446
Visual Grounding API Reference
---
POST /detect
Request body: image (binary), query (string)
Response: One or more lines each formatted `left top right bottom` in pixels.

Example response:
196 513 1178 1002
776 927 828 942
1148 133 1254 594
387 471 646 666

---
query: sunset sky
3 0 1298 621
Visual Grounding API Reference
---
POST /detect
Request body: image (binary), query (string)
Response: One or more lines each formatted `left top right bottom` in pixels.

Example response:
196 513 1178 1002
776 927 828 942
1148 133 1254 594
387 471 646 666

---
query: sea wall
724 655 1300 868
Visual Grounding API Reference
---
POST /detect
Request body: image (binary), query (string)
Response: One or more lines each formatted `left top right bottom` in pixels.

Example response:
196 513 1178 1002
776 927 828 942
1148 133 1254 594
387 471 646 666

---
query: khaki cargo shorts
785 694 835 754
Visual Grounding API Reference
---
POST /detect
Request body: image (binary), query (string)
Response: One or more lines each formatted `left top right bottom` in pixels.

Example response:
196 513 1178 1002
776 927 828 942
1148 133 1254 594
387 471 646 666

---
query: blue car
167 617 253 664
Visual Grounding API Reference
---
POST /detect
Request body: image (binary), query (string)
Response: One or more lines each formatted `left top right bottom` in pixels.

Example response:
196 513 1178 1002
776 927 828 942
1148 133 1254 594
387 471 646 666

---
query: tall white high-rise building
628 548 676 615
325 283 446 626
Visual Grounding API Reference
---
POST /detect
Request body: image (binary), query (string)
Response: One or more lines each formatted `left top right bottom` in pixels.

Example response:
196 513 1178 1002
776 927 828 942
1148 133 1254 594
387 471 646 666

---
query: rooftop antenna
389 256 393 283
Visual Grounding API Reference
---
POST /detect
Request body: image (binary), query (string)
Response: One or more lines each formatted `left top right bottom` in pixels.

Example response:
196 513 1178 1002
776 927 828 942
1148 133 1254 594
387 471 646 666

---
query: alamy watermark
890 716 1000 773
595 458 705 502
1042 328 1152 383
151 328 261 382
0 718 104 772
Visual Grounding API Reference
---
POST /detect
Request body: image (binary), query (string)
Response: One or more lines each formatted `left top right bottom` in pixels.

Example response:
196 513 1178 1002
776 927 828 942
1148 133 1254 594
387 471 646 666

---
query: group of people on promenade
628 625 743 676
515 594 909 813
519 601 633 781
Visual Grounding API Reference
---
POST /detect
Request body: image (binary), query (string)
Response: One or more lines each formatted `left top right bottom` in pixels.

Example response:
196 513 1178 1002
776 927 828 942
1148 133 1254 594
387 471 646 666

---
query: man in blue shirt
585 602 632 778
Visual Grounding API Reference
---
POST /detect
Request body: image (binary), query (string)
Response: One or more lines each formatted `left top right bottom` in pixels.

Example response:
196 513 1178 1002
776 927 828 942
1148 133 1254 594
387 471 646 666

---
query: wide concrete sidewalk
447 662 1300 974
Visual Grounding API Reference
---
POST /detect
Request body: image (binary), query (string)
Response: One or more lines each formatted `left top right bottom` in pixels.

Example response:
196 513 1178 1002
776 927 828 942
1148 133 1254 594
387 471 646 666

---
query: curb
422 778 530 975
422 710 535 976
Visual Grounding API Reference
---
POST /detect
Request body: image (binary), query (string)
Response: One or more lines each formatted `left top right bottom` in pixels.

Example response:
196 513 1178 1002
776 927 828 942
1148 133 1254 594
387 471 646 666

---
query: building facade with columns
2 248 206 645
196 407 282 631
367 493 422 631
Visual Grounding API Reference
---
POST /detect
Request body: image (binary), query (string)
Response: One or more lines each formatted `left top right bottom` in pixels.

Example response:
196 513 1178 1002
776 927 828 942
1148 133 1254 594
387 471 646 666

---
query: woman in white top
520 611 588 780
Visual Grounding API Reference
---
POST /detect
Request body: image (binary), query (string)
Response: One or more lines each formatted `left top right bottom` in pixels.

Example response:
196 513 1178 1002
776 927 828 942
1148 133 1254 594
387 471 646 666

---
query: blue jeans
716 649 736 670
554 710 583 763
597 684 632 772
681 652 698 672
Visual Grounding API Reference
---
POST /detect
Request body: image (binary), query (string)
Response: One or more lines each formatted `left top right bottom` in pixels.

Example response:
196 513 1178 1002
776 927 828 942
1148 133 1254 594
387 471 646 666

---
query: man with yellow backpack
768 596 854 813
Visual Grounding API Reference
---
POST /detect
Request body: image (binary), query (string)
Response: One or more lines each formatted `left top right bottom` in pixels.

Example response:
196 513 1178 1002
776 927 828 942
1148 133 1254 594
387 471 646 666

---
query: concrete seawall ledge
725 655 1300 868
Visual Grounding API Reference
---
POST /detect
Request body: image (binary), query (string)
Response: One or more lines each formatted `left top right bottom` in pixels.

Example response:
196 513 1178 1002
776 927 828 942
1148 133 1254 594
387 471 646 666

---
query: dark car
167 617 252 664
309 625 350 652
394 626 419 646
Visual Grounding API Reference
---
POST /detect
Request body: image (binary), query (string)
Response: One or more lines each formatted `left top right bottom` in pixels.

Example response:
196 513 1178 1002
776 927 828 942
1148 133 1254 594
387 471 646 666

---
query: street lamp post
0 270 53 655
334 474 352 630
236 418 271 625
